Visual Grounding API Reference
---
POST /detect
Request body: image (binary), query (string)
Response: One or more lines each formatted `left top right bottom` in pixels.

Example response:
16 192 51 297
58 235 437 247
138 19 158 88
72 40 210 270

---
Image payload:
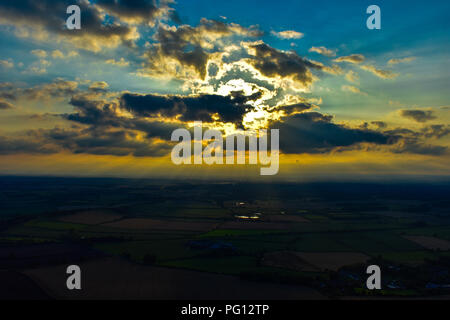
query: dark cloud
95 0 164 24
0 80 79 101
0 99 14 110
371 121 387 129
272 102 315 116
144 19 262 79
1 77 446 159
0 83 14 89
0 124 175 157
0 92 17 101
245 43 324 88
0 82 16 101
229 90 263 104
67 95 120 126
382 125 449 155
359 121 389 131
120 93 251 124
400 109 436 123
269 112 392 154
27 80 79 99
88 81 109 93
384 128 417 137
333 54 365 64
42 126 173 157
386 124 450 141
66 94 188 140
0 0 144 51
0 134 60 155
65 91 341 157
392 141 448 156
58 90 256 157
67 97 179 139
0 82 18 101
421 125 450 139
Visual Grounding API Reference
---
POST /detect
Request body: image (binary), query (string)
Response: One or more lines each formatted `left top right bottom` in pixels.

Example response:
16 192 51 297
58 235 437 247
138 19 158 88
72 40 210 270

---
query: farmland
1 176 450 299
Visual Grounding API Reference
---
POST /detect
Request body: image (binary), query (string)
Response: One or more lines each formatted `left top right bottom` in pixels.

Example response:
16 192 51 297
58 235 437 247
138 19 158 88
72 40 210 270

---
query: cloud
28 65 49 74
345 70 359 83
46 126 174 157
271 30 304 39
244 42 324 90
0 105 396 158
391 140 447 156
0 80 446 159
371 121 387 129
382 125 449 156
309 46 336 57
68 51 79 58
31 49 47 58
269 112 392 154
89 81 109 92
95 0 172 25
50 50 78 59
360 65 398 79
341 85 366 95
66 95 183 140
51 50 79 59
321 64 344 75
13 91 185 157
420 125 450 139
120 92 251 124
26 80 79 99
105 57 130 67
388 57 416 65
141 19 262 80
0 79 79 101
0 99 14 110
334 54 365 64
66 94 122 126
400 109 436 123
0 83 16 100
0 60 14 68
0 126 174 157
51 50 64 59
65 90 250 136
0 134 60 155
0 0 145 52
272 96 317 116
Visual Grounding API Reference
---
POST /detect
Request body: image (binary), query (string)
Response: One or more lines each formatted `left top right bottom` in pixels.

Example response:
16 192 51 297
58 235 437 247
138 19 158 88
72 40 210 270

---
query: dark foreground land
0 176 450 299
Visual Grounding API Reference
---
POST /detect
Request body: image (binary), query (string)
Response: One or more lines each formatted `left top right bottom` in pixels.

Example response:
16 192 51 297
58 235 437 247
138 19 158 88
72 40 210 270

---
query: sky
0 0 449 181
